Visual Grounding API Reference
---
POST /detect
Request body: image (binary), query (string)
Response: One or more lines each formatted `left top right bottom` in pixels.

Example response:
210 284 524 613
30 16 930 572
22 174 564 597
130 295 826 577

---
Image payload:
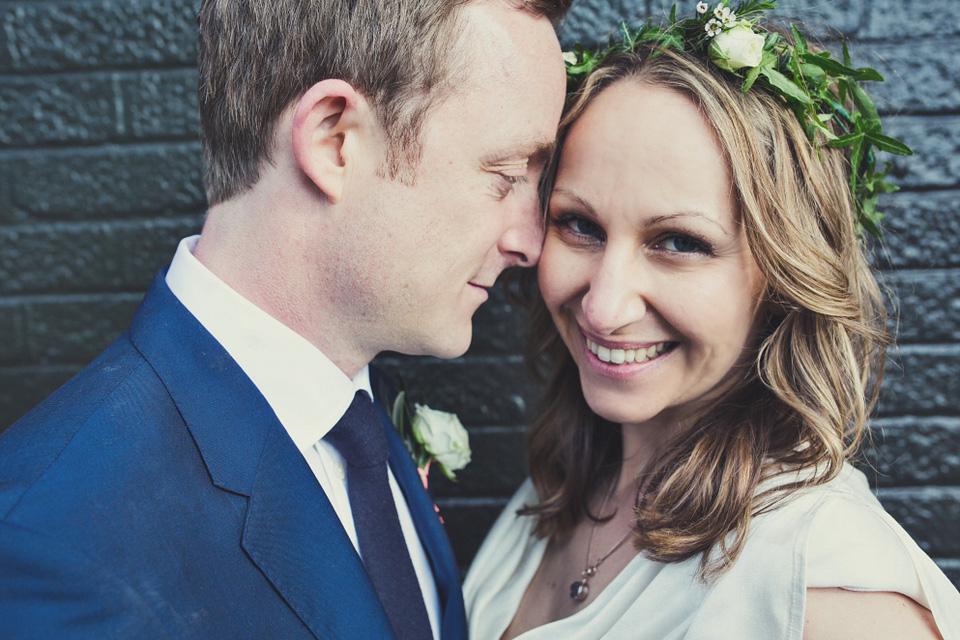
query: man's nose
500 191 545 267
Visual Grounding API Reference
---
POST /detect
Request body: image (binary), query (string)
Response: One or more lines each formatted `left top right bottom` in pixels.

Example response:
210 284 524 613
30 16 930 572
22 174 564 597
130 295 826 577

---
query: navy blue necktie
325 390 433 640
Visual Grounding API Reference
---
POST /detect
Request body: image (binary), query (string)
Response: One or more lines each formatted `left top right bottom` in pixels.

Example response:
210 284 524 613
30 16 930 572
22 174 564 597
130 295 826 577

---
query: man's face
332 1 566 363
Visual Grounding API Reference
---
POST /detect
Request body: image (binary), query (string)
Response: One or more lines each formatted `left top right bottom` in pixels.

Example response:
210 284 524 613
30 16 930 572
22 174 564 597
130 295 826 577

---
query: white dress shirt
165 236 441 638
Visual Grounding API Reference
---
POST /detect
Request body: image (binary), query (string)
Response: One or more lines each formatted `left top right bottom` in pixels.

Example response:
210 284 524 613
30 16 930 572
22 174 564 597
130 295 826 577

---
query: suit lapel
242 421 395 640
128 272 395 640
376 404 468 640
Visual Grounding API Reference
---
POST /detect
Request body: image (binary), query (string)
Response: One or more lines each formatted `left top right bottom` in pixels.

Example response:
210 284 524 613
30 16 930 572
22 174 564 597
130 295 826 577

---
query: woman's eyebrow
550 188 597 216
646 212 730 236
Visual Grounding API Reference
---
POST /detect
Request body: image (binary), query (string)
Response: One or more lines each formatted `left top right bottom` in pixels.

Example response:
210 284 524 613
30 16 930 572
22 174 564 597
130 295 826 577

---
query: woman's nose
580 251 647 336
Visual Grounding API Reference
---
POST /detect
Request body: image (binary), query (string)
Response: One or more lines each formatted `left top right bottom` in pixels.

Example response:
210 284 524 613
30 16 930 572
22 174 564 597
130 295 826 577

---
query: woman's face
540 81 766 432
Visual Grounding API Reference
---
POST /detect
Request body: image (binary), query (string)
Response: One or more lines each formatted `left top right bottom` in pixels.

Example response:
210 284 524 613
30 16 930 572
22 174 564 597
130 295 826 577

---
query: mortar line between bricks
0 215 203 234
895 184 960 194
0 137 202 153
871 416 960 426
0 292 146 305
873 486 960 496
889 343 960 352
0 63 198 77
0 364 79 374
434 497 510 508
878 266 960 276
0 211 207 228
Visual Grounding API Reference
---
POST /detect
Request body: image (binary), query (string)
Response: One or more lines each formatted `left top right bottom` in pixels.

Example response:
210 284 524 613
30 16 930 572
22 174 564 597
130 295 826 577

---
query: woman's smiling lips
586 337 671 364
579 331 677 378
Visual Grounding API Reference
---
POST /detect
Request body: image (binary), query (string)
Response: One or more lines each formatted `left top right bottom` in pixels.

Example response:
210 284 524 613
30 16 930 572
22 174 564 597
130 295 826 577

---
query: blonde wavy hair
521 43 890 578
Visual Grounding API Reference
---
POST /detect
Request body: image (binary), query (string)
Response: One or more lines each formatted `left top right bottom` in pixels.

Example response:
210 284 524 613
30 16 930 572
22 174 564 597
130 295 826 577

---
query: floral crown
562 1 912 238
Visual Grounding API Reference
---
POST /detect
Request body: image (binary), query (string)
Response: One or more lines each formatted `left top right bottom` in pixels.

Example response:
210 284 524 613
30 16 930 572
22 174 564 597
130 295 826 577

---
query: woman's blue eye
553 215 604 242
661 234 707 253
570 218 599 236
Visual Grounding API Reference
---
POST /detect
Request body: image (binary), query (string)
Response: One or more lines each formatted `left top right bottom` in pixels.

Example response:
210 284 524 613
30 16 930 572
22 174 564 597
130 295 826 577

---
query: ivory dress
463 464 960 639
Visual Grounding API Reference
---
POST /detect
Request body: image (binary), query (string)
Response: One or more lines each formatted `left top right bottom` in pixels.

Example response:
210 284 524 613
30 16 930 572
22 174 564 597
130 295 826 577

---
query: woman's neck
618 415 676 487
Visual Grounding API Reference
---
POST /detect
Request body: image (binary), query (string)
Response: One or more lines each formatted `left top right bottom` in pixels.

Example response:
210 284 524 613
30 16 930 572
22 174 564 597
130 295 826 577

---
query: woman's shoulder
807 466 953 580
684 464 959 639
750 463 935 589
751 462 889 531
760 463 960 638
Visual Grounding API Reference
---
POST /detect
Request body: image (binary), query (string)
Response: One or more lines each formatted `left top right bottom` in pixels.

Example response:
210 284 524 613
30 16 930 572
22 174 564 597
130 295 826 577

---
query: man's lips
468 282 491 301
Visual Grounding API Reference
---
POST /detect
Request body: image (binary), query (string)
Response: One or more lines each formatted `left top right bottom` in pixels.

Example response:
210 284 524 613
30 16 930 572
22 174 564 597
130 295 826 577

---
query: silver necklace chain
569 476 636 603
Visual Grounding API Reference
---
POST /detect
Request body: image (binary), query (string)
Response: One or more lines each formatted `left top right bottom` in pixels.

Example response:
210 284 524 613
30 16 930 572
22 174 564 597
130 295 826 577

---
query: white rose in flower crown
708 23 765 71
411 403 471 479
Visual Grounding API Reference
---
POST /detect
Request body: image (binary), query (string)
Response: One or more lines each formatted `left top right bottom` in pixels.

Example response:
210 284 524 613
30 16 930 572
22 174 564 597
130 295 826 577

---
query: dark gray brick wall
1 0 957 588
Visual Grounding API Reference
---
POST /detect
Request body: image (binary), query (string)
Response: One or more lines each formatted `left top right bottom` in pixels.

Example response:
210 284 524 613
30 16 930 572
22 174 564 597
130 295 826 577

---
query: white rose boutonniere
411 404 471 481
391 390 471 489
708 22 765 71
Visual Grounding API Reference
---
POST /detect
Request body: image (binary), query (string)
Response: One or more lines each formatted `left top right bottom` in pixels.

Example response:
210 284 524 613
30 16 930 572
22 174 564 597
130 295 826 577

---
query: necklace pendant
569 578 589 602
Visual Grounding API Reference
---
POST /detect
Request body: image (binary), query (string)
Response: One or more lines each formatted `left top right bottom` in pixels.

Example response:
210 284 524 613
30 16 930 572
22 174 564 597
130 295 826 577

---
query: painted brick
863 0 960 40
0 0 199 73
872 191 960 270
467 279 527 357
879 345 960 417
9 142 205 220
647 0 866 37
855 38 960 114
767 0 866 36
864 417 960 487
883 270 960 344
0 156 12 224
562 0 867 47
0 73 118 147
375 355 538 428
1 293 142 366
559 0 655 48
433 427 527 500
0 217 202 295
0 302 27 364
120 69 199 140
435 497 508 572
0 365 80 430
877 487 960 556
883 115 960 190
936 559 960 591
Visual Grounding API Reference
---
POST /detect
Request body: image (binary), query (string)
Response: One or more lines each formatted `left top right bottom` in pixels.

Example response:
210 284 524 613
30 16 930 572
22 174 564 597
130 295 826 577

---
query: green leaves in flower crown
562 0 912 238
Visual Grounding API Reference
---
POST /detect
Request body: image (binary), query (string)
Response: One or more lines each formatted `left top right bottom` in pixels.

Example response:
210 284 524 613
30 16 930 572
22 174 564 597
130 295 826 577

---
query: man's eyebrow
484 139 556 166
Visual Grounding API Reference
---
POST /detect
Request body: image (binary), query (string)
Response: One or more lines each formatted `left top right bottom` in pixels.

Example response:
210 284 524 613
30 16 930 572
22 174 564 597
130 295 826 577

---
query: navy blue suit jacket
0 271 467 639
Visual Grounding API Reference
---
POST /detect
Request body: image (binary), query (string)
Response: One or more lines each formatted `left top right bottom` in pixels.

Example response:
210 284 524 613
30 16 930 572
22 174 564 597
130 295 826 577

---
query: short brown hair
522 42 889 578
197 0 571 205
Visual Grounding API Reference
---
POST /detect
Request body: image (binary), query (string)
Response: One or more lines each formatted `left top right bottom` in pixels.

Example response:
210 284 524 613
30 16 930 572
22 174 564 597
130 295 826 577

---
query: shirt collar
164 235 371 452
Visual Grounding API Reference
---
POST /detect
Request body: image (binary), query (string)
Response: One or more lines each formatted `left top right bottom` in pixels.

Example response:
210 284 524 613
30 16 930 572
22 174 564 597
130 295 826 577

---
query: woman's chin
582 391 660 427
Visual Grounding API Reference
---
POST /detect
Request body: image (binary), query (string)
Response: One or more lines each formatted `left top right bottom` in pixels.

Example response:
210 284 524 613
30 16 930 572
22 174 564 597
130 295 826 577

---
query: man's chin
414 327 474 361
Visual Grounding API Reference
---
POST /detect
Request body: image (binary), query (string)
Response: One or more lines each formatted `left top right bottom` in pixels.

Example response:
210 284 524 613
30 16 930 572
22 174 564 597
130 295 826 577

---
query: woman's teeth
586 339 669 364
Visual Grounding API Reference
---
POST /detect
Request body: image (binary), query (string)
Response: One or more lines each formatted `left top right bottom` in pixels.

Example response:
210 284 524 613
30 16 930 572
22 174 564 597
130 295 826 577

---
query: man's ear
292 79 375 205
